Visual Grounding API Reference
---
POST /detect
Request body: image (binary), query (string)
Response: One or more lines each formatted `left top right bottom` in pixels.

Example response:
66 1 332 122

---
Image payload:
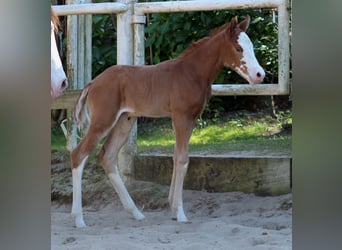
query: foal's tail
74 83 91 130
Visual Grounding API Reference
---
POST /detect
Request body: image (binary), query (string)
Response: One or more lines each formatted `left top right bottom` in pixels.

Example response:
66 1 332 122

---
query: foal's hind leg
70 119 114 228
71 156 88 228
97 113 145 220
169 115 196 222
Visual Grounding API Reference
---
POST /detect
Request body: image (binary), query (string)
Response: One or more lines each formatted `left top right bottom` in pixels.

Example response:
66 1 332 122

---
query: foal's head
51 8 68 99
222 15 265 84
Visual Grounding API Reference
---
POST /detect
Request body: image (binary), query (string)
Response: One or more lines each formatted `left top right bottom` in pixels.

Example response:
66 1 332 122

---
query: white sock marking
71 157 88 228
107 172 145 220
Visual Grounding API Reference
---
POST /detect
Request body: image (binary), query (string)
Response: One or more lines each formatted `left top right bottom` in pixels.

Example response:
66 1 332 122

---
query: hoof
133 210 145 221
73 213 86 228
177 214 188 223
75 219 86 228
171 209 188 222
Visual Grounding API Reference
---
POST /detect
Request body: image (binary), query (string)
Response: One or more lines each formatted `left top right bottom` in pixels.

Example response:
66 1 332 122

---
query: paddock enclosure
51 0 291 193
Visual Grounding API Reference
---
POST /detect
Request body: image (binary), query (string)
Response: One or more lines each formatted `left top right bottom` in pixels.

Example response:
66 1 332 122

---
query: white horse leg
70 118 109 228
98 114 144 220
71 156 88 228
107 170 145 220
170 154 189 222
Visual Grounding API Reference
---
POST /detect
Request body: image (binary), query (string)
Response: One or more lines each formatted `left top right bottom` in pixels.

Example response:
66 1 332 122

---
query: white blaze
236 32 265 84
51 21 67 98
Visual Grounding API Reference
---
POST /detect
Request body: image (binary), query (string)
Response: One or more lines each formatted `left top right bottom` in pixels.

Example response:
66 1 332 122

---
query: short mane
178 22 230 59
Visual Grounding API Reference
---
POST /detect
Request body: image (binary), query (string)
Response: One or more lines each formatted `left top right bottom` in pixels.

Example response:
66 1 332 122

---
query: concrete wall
134 154 291 196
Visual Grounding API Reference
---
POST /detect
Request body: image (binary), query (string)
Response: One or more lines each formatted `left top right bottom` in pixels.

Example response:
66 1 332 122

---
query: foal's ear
230 16 239 29
237 15 250 32
227 16 239 36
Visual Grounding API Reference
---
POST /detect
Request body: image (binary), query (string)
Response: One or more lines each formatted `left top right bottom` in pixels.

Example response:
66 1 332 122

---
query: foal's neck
179 32 226 84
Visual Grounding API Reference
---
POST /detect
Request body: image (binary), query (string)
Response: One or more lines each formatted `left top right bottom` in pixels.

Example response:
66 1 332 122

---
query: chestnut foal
70 15 265 228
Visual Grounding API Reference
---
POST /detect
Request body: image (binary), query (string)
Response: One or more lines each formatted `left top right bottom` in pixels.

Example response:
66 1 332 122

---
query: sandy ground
51 150 291 250
51 188 291 250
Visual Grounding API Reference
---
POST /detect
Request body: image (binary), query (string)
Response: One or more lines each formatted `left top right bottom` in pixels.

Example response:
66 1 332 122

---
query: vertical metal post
133 15 146 65
277 0 290 93
65 0 92 151
66 0 79 151
117 0 137 182
84 6 92 84
66 0 78 90
77 0 92 88
117 0 134 64
77 12 85 89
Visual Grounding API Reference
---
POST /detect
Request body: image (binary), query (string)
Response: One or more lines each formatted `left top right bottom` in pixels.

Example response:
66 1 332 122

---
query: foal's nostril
61 79 68 91
256 72 262 78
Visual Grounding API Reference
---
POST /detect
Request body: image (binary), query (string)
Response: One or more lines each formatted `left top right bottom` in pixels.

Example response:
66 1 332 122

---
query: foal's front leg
170 150 190 222
169 116 195 222
98 114 145 220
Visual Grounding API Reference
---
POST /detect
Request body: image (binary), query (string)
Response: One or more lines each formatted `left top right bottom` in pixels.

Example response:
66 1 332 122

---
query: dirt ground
51 151 292 250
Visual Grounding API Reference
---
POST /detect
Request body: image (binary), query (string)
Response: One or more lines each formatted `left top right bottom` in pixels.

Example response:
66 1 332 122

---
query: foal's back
86 60 209 119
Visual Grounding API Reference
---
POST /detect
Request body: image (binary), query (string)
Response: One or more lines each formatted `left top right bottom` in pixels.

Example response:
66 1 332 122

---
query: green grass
137 110 292 155
51 110 292 156
51 126 67 151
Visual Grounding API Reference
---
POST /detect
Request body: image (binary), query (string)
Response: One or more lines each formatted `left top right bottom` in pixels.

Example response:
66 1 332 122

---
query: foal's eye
236 47 243 53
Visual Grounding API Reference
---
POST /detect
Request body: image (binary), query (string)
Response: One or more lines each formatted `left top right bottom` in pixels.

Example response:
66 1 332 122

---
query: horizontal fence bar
52 2 128 15
212 84 287 96
134 0 281 14
51 83 285 110
51 90 81 110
